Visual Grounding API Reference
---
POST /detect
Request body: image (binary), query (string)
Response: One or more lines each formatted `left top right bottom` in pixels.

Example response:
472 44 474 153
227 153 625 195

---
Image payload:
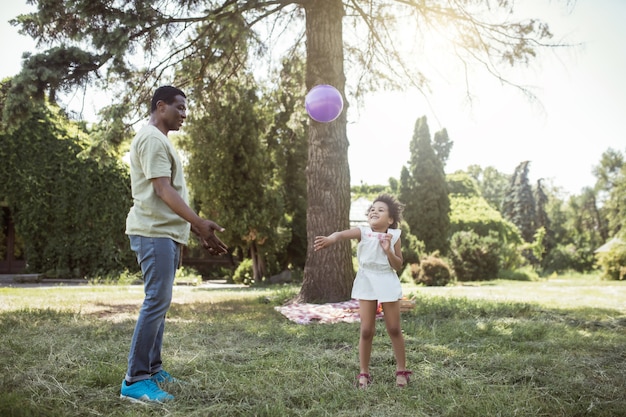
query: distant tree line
3 66 625 284
2 0 624 286
379 115 626 282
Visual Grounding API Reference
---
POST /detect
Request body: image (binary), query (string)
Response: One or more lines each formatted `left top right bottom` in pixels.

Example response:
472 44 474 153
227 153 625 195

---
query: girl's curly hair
368 193 405 229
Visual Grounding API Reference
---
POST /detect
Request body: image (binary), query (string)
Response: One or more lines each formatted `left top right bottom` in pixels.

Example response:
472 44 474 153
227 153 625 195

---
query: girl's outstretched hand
314 235 331 251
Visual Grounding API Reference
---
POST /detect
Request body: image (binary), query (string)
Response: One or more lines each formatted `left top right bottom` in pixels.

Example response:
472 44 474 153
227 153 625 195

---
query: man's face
159 95 187 131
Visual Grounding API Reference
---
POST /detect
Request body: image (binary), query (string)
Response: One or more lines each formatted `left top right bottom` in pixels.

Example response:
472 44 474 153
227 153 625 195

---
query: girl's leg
358 300 378 386
381 301 409 385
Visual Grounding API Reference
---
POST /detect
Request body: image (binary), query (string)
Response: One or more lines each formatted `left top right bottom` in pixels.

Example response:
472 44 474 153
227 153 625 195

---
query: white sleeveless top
351 226 403 302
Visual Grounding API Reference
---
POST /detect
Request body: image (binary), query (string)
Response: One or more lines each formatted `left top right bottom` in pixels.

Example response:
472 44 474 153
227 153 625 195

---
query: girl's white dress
351 226 403 302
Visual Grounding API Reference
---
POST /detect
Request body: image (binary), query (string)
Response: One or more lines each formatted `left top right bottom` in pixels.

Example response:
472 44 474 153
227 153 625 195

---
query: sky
346 0 626 196
2 1 625 197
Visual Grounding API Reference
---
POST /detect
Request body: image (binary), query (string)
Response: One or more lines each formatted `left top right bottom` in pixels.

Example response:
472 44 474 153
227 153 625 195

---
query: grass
0 274 625 416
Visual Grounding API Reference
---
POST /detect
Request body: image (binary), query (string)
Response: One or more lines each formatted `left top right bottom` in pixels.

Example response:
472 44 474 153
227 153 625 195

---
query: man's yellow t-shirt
125 124 190 244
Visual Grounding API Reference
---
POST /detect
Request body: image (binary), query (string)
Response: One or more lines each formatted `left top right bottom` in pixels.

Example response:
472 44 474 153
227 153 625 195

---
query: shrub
595 243 626 280
498 266 539 281
449 230 501 281
542 243 595 274
449 195 522 245
0 104 135 278
233 258 254 285
400 222 424 265
412 255 453 286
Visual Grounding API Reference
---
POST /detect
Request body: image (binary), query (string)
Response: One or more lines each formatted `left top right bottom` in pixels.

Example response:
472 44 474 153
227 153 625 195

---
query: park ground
0 274 625 417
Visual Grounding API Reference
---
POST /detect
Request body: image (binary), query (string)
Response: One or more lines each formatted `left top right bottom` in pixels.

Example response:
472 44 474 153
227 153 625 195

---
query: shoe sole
120 394 172 404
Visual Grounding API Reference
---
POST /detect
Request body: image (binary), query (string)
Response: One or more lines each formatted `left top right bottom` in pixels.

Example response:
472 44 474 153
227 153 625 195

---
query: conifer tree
401 116 450 254
593 148 625 238
502 161 536 242
433 128 453 169
181 77 282 282
535 178 555 255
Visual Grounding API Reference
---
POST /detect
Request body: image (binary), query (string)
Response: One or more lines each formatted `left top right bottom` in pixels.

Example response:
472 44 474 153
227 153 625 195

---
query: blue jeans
125 235 180 383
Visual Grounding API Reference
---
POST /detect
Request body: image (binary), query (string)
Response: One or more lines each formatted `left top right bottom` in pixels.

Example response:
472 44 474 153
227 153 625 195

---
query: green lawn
0 274 625 417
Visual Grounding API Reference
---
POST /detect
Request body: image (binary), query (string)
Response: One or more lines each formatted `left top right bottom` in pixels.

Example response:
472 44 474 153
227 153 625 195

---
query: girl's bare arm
314 228 361 251
385 238 403 272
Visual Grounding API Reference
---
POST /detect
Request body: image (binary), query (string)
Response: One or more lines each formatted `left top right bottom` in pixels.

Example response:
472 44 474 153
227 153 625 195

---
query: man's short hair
151 86 187 112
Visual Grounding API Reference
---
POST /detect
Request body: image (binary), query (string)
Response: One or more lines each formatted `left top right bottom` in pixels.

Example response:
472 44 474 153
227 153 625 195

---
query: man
121 86 227 403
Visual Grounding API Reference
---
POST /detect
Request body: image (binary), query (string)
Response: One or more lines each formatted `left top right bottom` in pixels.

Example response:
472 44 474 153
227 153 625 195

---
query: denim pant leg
126 235 179 382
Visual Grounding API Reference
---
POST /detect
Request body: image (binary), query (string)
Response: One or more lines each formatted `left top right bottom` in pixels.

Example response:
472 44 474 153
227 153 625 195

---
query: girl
314 194 412 388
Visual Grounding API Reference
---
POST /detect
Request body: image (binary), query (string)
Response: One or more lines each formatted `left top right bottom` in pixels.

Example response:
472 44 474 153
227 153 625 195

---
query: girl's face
367 201 394 231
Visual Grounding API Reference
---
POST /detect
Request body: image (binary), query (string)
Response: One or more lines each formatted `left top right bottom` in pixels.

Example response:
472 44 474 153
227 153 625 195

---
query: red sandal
395 370 412 387
356 373 372 388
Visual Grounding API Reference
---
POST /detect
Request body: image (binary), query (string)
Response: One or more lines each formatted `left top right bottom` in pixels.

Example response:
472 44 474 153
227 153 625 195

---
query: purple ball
305 84 344 123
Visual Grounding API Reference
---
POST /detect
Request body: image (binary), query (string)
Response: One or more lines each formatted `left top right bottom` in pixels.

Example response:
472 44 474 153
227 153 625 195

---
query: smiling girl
314 194 412 388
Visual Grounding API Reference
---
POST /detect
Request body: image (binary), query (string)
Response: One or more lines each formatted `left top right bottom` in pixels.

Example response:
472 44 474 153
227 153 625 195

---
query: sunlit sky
2 1 625 196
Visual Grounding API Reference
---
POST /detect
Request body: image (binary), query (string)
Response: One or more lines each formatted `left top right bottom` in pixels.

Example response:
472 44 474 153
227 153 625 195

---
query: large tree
7 0 562 302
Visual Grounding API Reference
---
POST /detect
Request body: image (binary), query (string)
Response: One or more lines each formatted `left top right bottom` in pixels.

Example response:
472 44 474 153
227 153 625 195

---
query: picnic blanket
274 299 384 324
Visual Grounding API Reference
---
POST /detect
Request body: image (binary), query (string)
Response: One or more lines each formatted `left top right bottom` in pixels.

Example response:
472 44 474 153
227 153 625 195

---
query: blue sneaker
151 369 181 384
120 379 174 403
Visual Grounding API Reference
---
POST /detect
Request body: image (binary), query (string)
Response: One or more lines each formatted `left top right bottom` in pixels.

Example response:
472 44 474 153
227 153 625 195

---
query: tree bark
298 0 353 303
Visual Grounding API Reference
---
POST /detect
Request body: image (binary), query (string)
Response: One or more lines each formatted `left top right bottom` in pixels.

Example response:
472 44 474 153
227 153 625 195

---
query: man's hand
192 220 228 255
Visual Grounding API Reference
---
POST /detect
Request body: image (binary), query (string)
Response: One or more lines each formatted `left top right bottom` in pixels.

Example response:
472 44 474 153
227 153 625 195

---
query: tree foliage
595 242 626 281
433 128 453 169
447 171 524 272
0 82 134 277
535 178 554 255
465 164 510 210
449 230 502 282
593 148 625 237
3 46 102 128
179 54 309 281
400 116 450 254
446 171 481 197
502 161 536 242
264 55 309 271
7 0 559 114
448 178 522 245
180 76 283 282
564 188 606 263
7 0 564 300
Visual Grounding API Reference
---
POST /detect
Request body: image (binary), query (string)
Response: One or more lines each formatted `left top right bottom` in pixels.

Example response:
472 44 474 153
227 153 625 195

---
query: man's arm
151 177 227 254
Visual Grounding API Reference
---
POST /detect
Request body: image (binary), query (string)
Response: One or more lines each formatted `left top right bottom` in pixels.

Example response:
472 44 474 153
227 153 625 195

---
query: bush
498 266 539 281
449 230 501 281
595 243 626 280
542 243 595 274
0 104 135 278
400 222 424 265
232 258 254 285
412 255 453 286
449 194 522 245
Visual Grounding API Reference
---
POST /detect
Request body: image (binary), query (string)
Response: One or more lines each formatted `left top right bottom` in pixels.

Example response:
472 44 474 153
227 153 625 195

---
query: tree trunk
298 0 353 303
248 241 262 283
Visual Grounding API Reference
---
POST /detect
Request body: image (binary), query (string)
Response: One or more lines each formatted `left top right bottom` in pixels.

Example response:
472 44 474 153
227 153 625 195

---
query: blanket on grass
274 299 383 324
